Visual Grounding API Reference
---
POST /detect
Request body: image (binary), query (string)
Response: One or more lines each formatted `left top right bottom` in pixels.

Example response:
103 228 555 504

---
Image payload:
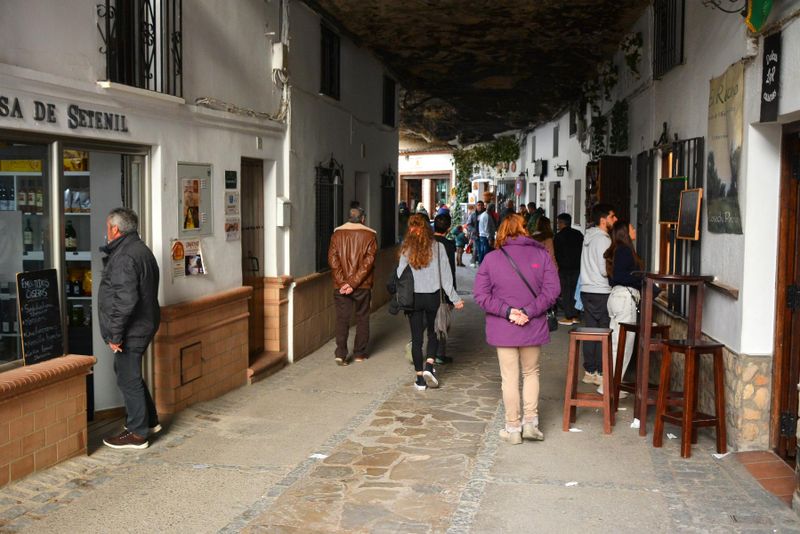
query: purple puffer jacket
473 236 561 347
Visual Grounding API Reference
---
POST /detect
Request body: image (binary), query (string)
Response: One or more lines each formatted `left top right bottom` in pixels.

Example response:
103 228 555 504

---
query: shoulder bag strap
436 243 445 303
500 247 538 299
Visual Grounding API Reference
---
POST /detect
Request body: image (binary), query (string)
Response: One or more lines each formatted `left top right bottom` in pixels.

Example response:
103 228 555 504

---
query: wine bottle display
65 220 78 251
23 220 33 252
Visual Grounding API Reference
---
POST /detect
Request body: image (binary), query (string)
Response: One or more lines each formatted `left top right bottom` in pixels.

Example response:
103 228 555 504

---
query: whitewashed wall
286 2 398 276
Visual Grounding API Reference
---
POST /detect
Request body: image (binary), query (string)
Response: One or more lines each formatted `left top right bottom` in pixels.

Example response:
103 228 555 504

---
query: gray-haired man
328 207 377 365
99 208 161 449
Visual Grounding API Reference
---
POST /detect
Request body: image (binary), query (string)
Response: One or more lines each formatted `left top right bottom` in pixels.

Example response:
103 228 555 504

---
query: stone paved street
1 265 799 533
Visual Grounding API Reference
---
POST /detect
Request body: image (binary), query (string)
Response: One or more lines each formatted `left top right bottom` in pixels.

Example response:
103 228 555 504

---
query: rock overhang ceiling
303 0 649 145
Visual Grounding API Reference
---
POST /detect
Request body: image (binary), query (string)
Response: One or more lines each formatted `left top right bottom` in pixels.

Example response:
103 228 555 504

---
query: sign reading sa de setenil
16 269 64 365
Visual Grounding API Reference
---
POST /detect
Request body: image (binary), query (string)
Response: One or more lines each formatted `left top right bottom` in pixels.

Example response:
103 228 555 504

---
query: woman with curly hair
474 214 560 444
398 214 464 390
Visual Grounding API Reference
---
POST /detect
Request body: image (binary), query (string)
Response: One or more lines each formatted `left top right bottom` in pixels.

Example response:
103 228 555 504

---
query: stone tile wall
292 247 398 361
651 309 772 451
0 355 95 487
153 287 252 415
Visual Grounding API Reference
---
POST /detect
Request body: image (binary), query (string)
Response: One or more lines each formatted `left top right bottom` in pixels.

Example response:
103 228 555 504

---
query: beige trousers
496 346 541 429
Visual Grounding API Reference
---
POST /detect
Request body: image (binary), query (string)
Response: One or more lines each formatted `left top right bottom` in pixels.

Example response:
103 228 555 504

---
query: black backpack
387 265 414 315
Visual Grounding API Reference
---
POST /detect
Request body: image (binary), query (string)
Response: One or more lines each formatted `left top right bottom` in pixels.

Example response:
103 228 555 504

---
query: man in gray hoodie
579 203 618 385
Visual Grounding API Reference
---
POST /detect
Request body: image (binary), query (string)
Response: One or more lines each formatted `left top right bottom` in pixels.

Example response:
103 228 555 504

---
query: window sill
96 81 185 105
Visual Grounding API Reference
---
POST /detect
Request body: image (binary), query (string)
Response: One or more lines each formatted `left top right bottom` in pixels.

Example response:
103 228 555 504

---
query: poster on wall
225 218 241 241
182 178 201 231
225 191 240 216
170 239 207 279
706 61 744 234
178 163 213 238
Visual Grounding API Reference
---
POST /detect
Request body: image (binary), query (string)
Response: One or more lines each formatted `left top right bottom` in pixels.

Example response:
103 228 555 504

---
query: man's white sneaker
582 371 598 384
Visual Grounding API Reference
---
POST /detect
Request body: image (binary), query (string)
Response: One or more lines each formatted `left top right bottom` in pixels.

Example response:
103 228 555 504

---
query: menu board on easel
16 269 63 365
659 177 688 224
677 188 703 240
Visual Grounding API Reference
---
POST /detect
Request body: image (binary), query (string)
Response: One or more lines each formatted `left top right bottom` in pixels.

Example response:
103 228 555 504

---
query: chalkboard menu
659 177 688 224
16 269 64 365
677 188 703 240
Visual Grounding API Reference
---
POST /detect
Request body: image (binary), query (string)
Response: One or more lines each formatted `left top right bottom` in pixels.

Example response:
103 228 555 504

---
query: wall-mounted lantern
554 160 570 177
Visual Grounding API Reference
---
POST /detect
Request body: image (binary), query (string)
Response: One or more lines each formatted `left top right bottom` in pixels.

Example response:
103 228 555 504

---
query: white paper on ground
667 433 678 440
568 428 583 432
712 452 731 459
192 464 210 469
309 453 329 459
565 481 579 487
630 418 640 429
618 407 627 411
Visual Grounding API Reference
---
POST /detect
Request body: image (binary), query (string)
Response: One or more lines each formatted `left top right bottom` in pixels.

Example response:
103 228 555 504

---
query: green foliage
609 100 629 154
452 136 520 198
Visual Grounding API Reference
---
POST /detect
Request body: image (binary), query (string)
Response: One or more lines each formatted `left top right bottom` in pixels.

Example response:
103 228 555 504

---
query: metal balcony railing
97 0 183 97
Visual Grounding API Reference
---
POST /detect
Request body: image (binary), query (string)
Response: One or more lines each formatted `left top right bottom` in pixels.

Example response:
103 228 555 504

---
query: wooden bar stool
613 322 671 412
563 327 615 434
653 340 727 458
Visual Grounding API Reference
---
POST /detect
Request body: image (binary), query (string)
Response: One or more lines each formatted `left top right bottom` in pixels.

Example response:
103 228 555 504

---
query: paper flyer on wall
171 239 207 278
225 217 241 241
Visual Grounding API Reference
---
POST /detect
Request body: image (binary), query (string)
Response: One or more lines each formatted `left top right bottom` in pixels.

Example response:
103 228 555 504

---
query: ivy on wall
609 100 629 154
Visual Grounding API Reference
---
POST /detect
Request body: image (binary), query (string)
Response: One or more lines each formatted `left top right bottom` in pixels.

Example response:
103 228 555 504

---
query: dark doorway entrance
241 158 265 360
774 125 800 463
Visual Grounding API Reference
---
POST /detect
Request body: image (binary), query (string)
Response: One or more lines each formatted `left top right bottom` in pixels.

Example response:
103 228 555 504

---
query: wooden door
241 159 265 360
774 128 800 461
599 156 631 222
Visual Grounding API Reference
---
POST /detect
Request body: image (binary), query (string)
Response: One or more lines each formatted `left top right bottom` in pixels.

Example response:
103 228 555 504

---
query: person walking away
454 225 468 267
99 208 161 450
328 207 378 366
579 203 617 386
398 202 410 242
433 213 457 364
467 202 483 267
477 202 495 264
415 202 430 220
473 214 560 444
398 214 463 390
531 215 557 268
554 213 583 325
487 203 500 245
519 204 530 224
526 204 544 237
499 199 515 225
600 221 642 396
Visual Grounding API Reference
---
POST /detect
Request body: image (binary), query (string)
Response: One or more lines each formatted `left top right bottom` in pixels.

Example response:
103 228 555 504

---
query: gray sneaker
499 429 522 444
522 423 544 441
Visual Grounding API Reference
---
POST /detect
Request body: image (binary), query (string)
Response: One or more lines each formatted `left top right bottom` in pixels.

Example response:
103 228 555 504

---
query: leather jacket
327 222 378 289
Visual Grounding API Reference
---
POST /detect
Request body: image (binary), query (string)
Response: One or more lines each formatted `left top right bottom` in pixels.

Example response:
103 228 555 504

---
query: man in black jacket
554 213 584 325
99 208 161 450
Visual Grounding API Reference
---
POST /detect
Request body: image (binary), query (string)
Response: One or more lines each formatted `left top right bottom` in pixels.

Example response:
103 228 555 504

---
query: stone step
247 351 287 384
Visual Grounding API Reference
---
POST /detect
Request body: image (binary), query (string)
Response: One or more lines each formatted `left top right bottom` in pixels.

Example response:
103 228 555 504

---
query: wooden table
635 273 714 437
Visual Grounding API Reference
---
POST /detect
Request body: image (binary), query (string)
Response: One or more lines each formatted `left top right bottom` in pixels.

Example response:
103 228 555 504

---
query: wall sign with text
760 31 781 123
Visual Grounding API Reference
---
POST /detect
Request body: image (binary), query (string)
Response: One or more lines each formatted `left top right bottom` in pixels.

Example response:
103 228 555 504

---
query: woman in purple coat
474 214 560 444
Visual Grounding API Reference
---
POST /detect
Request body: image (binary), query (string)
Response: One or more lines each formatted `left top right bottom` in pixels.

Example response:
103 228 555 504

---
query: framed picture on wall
178 163 213 238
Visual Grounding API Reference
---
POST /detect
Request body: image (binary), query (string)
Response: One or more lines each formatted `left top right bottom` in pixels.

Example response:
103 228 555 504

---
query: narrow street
1 264 798 533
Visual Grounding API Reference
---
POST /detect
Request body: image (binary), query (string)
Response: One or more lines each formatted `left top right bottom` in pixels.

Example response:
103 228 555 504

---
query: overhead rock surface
305 0 648 143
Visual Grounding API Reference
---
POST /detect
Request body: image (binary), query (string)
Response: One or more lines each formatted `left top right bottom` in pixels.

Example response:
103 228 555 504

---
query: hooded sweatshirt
579 226 611 294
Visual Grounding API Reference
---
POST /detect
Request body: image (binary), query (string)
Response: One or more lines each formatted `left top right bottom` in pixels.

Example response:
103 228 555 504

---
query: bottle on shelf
82 270 92 296
26 181 36 213
0 184 7 211
65 220 78 252
23 220 33 252
35 183 43 212
17 181 27 213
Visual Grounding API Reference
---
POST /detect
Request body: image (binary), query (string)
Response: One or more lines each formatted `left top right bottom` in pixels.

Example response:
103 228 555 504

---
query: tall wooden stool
653 340 727 458
613 322 671 412
563 327 615 434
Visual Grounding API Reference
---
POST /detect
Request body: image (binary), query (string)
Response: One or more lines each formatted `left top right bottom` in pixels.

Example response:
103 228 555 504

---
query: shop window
315 158 343 272
382 76 396 127
553 126 559 158
98 0 183 97
380 168 396 248
320 24 341 100
653 0 685 79
658 137 704 317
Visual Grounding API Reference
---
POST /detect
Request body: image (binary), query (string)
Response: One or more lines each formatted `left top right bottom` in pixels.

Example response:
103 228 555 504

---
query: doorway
401 178 422 212
240 158 265 361
549 181 561 221
773 126 800 463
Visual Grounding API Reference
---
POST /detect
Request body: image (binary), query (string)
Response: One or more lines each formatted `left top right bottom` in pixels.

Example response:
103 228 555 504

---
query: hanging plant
597 61 618 100
590 115 607 160
582 79 601 115
620 32 643 78
609 100 629 154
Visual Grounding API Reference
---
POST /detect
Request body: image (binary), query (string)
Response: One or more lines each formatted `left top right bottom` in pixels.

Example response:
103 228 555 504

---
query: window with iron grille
315 160 344 272
658 137 704 317
320 24 341 100
382 76 396 127
98 0 183 97
380 169 396 248
653 0 685 79
553 125 559 157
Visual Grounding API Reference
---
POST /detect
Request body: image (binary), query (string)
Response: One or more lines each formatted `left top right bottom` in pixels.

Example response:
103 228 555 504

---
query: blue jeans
477 236 490 264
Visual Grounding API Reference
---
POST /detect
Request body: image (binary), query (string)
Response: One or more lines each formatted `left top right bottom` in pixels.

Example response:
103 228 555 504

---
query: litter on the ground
618 407 627 411
630 418 640 429
565 481 579 487
667 433 677 440
712 452 731 460
309 453 328 459
568 428 583 432
192 464 210 469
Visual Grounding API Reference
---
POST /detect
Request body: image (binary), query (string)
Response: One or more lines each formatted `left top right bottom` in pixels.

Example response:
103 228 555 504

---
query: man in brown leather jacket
328 207 378 365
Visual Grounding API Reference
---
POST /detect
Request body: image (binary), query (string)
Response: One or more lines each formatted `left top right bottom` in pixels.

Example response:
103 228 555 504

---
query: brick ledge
160 286 253 321
0 355 96 401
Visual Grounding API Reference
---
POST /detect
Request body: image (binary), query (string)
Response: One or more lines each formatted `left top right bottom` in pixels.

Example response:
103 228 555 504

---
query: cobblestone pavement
1 264 799 533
